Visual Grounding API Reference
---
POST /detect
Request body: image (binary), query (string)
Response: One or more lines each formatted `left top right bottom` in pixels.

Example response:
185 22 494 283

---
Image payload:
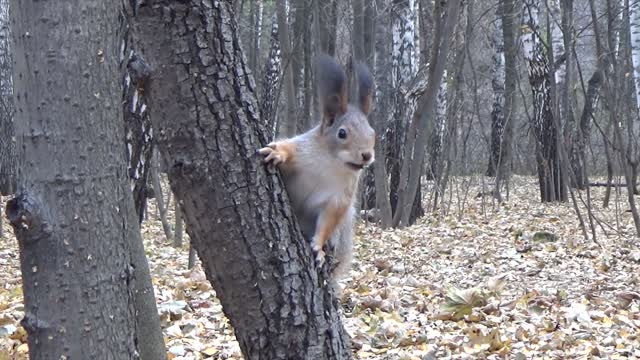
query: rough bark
487 5 505 177
386 0 424 227
0 0 14 197
7 1 141 357
494 0 517 199
428 69 447 181
121 5 170 359
371 0 394 228
134 1 351 359
121 37 154 224
261 17 280 138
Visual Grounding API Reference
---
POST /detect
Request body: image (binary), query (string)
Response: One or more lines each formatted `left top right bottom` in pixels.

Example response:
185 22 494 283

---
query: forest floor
1 176 640 359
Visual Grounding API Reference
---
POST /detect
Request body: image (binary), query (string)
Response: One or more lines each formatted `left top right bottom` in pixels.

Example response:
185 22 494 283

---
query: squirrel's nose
362 152 372 162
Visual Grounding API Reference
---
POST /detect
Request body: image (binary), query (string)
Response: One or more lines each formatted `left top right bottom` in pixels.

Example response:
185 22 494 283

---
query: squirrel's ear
355 62 374 115
316 54 348 129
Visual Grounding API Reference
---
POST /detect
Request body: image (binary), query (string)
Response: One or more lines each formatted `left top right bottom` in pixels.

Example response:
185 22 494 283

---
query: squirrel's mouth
346 162 365 171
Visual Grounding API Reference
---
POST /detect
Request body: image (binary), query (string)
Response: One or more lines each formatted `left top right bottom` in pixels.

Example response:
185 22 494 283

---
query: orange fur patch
313 202 348 250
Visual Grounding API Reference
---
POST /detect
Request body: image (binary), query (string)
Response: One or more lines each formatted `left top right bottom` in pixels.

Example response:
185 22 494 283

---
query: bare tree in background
0 0 14 238
394 0 462 226
522 0 567 202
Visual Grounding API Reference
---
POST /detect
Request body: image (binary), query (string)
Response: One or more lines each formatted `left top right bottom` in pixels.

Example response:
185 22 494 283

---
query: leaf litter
1 176 639 359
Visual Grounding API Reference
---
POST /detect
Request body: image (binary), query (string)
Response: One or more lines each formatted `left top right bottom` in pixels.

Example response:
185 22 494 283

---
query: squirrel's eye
338 128 347 139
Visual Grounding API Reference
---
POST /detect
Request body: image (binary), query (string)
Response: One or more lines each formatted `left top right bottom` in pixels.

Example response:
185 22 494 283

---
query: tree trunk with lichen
134 1 351 359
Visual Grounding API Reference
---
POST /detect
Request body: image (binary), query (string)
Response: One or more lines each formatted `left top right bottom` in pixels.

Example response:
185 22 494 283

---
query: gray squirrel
259 54 375 280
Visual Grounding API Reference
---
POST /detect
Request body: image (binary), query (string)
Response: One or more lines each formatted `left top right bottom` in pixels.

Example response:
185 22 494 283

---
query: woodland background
0 0 639 359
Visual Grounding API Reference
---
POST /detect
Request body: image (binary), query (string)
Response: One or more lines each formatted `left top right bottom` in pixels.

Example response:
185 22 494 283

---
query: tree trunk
570 69 603 189
7 1 142 357
395 0 462 226
134 2 351 359
487 5 505 177
386 0 425 227
428 69 447 181
261 16 281 138
0 0 14 197
174 195 184 248
151 150 174 243
371 0 394 228
352 0 365 61
276 0 298 137
492 0 517 200
630 0 640 108
315 0 338 55
522 0 567 202
121 39 154 224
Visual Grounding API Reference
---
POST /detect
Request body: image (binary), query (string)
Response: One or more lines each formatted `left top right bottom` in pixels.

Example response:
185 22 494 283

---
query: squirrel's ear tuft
316 54 348 129
355 62 374 115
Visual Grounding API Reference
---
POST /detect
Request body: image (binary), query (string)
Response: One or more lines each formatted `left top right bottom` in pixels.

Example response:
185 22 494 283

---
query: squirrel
259 54 375 281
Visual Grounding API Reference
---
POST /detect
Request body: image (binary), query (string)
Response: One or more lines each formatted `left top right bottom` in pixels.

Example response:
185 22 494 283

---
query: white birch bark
488 12 506 175
630 0 640 109
549 0 566 84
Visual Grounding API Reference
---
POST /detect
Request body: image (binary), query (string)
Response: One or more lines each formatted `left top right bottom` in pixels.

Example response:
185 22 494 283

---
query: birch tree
387 0 425 226
261 17 281 138
630 0 640 109
522 0 567 202
487 10 506 177
394 0 462 226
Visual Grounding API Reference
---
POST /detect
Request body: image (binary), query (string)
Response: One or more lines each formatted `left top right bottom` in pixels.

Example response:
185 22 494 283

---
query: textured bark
487 5 505 177
371 0 393 228
0 0 14 197
121 40 154 224
7 1 140 358
428 69 447 181
386 0 424 227
261 17 280 138
121 5 169 359
418 0 434 65
493 0 517 199
522 0 567 202
134 1 351 359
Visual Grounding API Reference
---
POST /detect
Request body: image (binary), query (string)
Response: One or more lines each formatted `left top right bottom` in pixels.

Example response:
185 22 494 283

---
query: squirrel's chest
283 166 358 211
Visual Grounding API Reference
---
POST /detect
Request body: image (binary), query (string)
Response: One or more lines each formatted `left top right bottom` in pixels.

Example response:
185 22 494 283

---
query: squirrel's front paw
311 242 326 266
258 143 286 165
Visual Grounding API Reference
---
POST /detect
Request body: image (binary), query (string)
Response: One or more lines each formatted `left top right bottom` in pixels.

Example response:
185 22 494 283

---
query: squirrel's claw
311 242 326 266
258 145 284 165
